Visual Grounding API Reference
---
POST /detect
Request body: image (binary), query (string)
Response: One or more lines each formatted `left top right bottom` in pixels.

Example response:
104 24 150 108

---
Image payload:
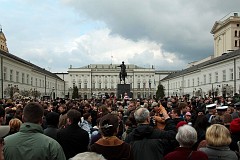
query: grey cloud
63 0 240 62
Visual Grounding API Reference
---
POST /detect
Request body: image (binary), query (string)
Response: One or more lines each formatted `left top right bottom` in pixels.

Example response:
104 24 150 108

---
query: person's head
9 118 22 133
206 104 216 113
230 118 240 134
206 124 231 147
193 115 209 131
23 102 44 124
45 112 59 127
176 125 197 147
67 109 81 125
58 104 67 113
134 107 150 124
99 113 119 137
185 112 192 121
151 102 159 112
47 104 54 112
170 107 181 119
70 152 106 160
178 102 188 113
0 106 6 125
167 102 172 108
83 113 92 123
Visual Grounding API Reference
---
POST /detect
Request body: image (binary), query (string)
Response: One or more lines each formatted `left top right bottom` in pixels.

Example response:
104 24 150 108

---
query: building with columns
160 12 240 98
56 65 173 99
0 28 65 99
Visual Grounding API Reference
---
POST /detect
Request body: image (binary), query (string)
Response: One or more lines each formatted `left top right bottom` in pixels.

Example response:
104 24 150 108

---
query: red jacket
164 147 208 160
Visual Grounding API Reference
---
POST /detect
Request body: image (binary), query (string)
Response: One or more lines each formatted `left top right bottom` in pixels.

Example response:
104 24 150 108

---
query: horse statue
118 61 127 84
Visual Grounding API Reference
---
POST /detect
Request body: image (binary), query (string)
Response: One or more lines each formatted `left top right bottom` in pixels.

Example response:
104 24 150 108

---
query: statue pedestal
117 84 130 99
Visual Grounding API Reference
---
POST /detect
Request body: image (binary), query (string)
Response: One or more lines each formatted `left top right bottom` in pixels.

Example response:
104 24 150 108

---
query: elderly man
4 102 66 160
125 106 177 160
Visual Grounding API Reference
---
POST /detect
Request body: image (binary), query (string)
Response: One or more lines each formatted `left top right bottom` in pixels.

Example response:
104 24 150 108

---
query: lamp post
52 87 55 100
69 87 72 99
148 79 151 98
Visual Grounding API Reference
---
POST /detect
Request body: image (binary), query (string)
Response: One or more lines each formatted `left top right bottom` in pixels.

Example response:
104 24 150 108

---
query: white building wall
161 54 240 98
0 54 65 99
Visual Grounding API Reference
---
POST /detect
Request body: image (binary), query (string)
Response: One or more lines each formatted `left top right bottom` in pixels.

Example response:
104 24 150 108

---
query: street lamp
52 87 55 100
148 79 151 98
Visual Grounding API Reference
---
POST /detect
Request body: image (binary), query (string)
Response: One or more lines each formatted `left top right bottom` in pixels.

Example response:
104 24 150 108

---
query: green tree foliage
156 84 165 100
72 86 79 99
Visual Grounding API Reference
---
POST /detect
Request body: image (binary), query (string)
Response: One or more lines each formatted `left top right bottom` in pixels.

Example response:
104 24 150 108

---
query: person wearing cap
3 102 66 160
205 104 217 123
184 112 192 124
211 106 232 127
90 113 133 160
229 118 240 153
232 102 240 119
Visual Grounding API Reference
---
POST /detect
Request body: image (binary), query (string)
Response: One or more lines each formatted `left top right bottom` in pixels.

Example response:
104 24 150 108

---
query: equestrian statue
117 61 127 84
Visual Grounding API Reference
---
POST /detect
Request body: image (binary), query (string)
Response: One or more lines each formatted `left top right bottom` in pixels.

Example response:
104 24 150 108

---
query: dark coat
125 118 177 160
164 147 208 160
230 133 240 152
57 123 89 159
43 125 59 140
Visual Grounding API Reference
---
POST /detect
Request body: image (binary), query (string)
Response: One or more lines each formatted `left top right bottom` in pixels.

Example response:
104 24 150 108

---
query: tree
156 84 165 100
72 86 79 99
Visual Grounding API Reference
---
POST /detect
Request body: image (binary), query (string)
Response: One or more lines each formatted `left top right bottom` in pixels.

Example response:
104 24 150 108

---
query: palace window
27 74 29 84
215 72 218 82
230 68 233 80
22 73 25 84
16 71 19 83
137 83 140 89
10 69 13 82
203 75 206 84
222 70 226 82
3 67 7 81
209 73 212 84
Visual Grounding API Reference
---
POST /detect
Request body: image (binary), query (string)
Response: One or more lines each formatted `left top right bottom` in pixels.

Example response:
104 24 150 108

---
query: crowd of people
0 93 240 160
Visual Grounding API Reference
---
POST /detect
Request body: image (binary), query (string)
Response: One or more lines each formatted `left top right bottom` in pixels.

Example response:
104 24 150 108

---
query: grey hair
70 152 106 160
134 108 150 123
176 125 197 147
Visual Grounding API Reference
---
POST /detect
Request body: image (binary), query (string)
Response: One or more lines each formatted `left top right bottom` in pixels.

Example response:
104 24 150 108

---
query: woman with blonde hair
8 118 22 135
199 124 238 160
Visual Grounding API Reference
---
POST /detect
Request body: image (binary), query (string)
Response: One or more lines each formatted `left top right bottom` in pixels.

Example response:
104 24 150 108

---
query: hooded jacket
125 118 177 160
4 123 66 160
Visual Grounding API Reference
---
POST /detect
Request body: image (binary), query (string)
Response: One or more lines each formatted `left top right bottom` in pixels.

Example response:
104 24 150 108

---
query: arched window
235 30 238 37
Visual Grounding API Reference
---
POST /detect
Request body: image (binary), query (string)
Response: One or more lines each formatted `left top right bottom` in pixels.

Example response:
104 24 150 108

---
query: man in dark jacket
125 106 177 160
57 109 89 159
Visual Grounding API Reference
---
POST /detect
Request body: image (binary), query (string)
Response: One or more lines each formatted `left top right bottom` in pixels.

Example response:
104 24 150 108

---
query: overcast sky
1 0 239 72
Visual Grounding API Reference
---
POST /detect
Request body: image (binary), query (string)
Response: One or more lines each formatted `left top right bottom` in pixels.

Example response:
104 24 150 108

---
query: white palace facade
3 12 239 100
160 12 240 98
56 65 173 99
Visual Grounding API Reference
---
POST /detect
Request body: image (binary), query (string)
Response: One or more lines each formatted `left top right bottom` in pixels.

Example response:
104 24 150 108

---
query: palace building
160 12 240 98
